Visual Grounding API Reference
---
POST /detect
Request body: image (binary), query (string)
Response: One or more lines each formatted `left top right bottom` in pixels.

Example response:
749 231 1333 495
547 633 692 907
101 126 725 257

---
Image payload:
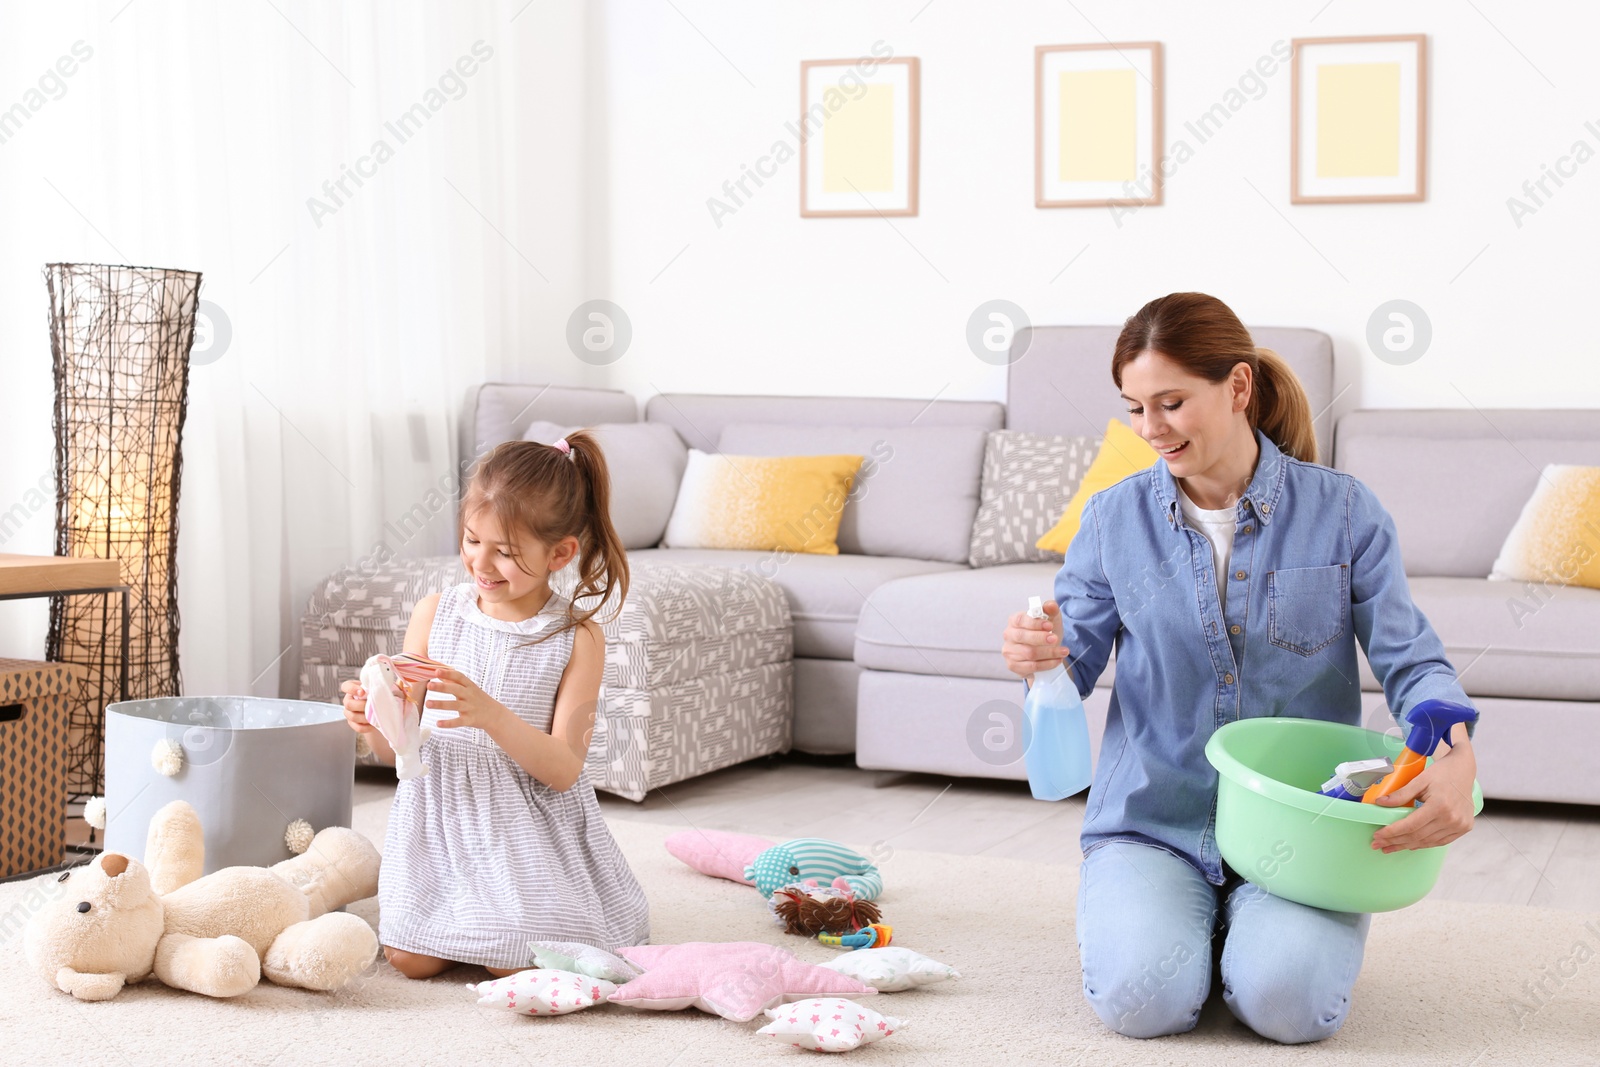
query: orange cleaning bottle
1362 699 1479 804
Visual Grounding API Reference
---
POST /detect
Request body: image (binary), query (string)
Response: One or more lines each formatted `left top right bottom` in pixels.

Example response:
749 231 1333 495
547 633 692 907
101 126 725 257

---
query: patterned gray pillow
967 431 1101 568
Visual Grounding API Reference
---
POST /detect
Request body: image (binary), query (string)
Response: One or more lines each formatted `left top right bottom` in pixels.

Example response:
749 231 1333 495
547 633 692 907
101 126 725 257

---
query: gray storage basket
104 696 355 873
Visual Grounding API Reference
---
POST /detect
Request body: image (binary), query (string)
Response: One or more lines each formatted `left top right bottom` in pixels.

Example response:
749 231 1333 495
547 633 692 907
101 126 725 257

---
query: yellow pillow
663 449 865 554
1489 464 1600 590
1035 419 1159 553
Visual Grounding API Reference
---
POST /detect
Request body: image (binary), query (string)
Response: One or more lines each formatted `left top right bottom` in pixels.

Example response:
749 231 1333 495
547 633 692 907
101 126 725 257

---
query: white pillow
521 421 688 549
819 947 960 992
469 968 616 1016
757 997 905 1053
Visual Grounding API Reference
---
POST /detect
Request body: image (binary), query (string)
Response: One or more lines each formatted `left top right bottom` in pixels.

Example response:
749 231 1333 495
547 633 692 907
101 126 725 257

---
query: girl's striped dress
378 582 651 966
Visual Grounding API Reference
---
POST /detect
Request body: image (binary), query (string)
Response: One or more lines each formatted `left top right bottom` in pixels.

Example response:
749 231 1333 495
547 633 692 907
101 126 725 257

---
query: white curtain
0 1 600 697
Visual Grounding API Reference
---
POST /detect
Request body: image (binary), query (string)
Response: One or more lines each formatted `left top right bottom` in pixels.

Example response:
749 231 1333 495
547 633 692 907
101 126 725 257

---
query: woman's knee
1224 974 1351 1044
383 945 454 980
1082 940 1211 1039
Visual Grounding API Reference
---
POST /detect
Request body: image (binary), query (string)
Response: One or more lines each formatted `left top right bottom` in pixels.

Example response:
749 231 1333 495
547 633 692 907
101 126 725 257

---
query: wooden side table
0 553 131 704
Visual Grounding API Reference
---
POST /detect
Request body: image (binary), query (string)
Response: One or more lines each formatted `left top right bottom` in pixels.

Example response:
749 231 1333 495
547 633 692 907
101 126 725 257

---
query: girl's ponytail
561 428 630 628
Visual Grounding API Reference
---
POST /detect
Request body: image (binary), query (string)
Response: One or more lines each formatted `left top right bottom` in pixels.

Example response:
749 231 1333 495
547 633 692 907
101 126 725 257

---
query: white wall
593 0 1600 415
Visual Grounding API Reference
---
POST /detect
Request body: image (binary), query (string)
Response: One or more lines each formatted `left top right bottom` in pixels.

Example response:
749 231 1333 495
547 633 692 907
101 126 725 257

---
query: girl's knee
1082 947 1210 1039
383 945 454 980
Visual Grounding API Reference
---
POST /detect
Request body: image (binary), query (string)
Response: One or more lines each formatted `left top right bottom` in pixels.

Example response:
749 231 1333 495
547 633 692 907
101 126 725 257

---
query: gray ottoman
299 557 793 800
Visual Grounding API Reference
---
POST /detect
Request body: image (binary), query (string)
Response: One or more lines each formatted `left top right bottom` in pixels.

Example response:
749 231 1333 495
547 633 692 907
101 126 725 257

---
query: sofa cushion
660 449 863 555
715 423 988 565
1357 576 1600 701
628 547 962 660
968 430 1098 568
523 420 688 549
853 563 1115 686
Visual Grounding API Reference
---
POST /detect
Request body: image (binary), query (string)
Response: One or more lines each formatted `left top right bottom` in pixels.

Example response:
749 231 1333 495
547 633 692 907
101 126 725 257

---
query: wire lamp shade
45 263 201 795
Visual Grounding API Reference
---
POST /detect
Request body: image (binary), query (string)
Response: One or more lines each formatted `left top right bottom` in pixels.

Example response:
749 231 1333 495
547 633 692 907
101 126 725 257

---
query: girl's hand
1001 599 1069 681
1370 738 1478 852
424 668 513 734
339 679 373 734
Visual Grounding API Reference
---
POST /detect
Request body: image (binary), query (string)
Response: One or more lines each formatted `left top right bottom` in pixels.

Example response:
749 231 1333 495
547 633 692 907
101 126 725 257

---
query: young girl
340 430 650 978
1001 293 1478 1043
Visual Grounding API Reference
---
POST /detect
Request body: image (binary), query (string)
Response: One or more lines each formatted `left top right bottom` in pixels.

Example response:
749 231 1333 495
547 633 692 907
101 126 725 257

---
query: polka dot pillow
469 968 615 1016
757 997 905 1053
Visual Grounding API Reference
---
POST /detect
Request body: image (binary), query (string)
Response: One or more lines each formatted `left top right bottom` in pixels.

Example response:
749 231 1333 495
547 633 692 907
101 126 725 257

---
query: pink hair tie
552 437 572 456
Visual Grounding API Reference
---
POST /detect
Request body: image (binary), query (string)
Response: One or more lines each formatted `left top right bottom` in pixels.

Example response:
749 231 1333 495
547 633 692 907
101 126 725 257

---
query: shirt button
1234 570 1246 580
1242 525 1253 534
1230 624 1241 635
1262 504 1271 515
1224 673 1235 685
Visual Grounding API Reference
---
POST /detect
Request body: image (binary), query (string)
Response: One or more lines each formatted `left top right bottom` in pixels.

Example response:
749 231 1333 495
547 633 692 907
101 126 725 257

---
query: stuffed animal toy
24 799 381 1001
744 838 883 902
361 651 450 780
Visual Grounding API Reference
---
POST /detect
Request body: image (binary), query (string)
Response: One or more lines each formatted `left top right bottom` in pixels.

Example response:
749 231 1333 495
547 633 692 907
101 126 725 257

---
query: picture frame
1035 41 1164 209
1291 34 1428 204
799 56 920 217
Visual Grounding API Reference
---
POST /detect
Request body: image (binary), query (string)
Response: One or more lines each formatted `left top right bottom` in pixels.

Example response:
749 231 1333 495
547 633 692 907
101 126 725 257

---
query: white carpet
1 797 1595 1067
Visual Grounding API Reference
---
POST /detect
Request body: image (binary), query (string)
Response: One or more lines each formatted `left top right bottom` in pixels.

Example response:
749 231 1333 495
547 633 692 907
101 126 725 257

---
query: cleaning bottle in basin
1022 596 1093 801
1363 699 1479 804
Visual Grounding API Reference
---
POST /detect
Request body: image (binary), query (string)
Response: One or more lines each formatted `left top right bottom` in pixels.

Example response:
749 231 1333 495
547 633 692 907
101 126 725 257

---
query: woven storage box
300 556 794 800
0 659 80 877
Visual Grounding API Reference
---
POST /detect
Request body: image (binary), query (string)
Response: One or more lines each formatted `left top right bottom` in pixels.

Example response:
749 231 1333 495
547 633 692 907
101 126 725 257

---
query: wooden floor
349 752 1599 912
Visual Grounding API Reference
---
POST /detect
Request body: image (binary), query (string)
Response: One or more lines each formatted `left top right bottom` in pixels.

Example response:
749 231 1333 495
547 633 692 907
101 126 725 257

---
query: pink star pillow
758 997 905 1053
608 942 877 1022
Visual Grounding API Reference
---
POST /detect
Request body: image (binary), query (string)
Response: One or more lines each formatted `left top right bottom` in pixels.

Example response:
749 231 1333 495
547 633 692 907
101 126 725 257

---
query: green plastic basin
1205 717 1482 913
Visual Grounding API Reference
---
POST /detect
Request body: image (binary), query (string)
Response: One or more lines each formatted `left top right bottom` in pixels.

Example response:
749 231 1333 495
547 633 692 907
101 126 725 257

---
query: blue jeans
1076 841 1371 1043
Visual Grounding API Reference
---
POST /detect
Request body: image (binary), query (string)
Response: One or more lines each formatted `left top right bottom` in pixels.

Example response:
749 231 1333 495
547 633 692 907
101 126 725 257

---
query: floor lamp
45 262 201 795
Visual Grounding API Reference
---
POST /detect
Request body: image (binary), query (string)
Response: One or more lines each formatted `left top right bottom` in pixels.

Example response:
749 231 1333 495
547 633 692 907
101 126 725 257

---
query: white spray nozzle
1027 595 1045 620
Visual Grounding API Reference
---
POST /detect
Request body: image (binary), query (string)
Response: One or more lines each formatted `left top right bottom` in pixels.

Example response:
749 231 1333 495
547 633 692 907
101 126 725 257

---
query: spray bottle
1022 596 1093 801
1362 698 1479 805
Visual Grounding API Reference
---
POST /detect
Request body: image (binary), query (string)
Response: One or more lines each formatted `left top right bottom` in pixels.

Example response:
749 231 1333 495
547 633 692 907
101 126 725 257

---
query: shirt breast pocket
1267 564 1349 657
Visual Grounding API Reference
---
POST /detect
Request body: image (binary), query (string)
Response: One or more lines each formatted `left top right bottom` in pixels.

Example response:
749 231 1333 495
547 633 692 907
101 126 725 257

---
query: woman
1000 292 1477 1043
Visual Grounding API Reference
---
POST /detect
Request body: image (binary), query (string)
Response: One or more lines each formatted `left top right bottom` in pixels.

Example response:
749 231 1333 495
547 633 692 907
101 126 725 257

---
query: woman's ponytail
1250 347 1319 464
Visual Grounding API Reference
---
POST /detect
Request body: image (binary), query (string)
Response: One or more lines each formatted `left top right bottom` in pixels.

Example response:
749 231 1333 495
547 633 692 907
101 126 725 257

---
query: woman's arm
1347 479 1472 714
1050 493 1122 697
426 619 602 792
1346 480 1478 849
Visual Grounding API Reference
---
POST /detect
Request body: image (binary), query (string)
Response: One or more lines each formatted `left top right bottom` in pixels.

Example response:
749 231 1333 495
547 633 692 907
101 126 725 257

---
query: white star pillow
820 947 960 992
469 968 615 1016
757 997 905 1053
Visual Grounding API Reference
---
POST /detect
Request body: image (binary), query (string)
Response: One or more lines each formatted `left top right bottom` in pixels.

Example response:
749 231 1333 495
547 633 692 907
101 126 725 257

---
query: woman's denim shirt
1051 430 1471 885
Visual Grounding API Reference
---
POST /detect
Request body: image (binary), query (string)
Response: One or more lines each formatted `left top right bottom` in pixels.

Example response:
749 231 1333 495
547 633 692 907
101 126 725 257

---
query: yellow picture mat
1057 68 1137 182
822 84 896 193
1315 61 1401 178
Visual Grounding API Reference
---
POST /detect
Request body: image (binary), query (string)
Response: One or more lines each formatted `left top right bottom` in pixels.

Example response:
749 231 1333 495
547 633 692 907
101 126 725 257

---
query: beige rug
1 797 1595 1066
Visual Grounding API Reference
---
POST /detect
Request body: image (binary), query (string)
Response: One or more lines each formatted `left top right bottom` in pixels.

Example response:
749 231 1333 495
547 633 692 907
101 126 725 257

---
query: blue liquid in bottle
1023 596 1093 801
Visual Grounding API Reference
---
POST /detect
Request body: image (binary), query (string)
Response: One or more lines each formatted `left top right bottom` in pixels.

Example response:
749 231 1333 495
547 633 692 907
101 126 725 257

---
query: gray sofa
303 329 1600 805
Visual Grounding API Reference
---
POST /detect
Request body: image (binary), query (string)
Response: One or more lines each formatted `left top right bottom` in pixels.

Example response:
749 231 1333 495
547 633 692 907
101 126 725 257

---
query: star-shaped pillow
608 942 877 1022
469 968 615 1016
757 997 905 1053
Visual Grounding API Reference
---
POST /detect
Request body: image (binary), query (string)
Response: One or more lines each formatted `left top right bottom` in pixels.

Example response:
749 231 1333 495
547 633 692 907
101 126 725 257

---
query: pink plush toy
359 651 450 781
